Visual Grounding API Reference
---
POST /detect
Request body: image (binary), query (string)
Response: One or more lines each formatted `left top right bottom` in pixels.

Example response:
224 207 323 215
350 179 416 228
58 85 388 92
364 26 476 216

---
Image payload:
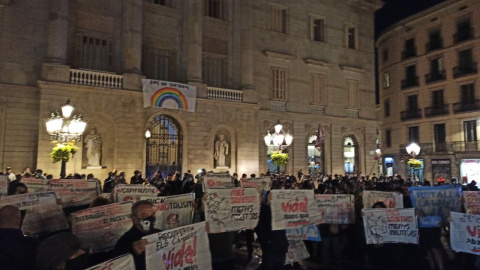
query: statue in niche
84 127 102 167
214 134 229 168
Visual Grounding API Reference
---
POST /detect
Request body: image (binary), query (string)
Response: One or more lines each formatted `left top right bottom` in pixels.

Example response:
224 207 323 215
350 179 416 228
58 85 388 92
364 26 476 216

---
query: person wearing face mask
115 200 160 270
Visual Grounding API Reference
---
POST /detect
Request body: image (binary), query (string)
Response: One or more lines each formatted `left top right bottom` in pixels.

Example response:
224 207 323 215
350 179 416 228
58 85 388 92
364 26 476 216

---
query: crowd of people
0 165 479 270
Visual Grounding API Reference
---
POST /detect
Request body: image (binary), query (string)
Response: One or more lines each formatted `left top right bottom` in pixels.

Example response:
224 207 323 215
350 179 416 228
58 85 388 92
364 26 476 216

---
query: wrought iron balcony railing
424 104 449 117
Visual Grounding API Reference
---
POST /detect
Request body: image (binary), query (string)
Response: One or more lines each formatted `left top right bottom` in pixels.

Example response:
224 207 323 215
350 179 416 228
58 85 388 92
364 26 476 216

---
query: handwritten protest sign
240 177 271 193
143 221 212 270
362 208 418 244
203 173 234 189
114 184 159 203
286 225 321 241
410 185 461 227
463 191 480 215
450 211 480 254
84 254 135 270
48 179 99 207
143 194 195 231
271 189 319 230
0 175 8 196
315 194 355 224
205 188 260 233
285 240 310 265
71 202 133 252
21 178 50 193
362 191 403 209
0 191 69 234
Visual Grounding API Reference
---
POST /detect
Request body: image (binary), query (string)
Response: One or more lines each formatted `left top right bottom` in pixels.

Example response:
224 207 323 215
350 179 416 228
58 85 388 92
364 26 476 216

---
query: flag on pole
315 125 324 151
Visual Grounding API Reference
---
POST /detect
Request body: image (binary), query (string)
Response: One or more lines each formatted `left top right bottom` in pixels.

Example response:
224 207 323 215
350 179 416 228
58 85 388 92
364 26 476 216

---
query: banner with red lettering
285 240 310 264
450 211 480 254
362 191 403 209
271 190 319 230
71 202 133 252
203 173 234 189
143 221 212 270
48 179 100 207
21 178 49 193
0 175 7 196
463 191 480 215
362 208 418 244
205 188 260 233
240 177 271 193
114 184 159 203
143 194 195 231
84 254 135 270
315 194 355 224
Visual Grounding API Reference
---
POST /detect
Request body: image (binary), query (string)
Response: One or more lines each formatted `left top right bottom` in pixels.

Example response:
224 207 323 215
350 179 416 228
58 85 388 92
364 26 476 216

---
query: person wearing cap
436 176 445 185
130 170 145 185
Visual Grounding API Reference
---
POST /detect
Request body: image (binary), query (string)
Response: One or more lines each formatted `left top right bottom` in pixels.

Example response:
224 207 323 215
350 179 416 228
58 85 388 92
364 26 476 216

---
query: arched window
307 135 323 175
343 136 358 174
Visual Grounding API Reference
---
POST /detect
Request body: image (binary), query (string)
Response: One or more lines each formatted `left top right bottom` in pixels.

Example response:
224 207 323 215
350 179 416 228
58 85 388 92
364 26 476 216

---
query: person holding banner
115 200 160 270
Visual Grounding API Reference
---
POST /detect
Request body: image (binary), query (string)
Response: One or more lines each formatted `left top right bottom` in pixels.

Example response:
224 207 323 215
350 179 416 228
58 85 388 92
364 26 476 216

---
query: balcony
453 63 478 78
70 69 123 89
424 104 449 117
207 87 243 102
400 109 422 121
425 70 446 84
425 39 443 52
401 48 417 60
454 29 473 43
400 141 480 155
453 100 480 113
401 77 419 89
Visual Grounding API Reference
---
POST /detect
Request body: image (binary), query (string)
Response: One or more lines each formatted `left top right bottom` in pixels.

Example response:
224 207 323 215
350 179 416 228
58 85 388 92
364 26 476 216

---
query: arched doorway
307 135 323 176
343 136 358 174
146 115 183 179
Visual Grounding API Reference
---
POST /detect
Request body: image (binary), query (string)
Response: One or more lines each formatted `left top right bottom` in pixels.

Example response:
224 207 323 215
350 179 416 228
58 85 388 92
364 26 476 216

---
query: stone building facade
377 0 480 183
0 0 381 181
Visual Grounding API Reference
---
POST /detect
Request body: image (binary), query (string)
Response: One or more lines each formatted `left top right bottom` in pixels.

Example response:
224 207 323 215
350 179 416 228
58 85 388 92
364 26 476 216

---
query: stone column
185 0 203 83
46 0 69 64
122 0 143 74
240 1 253 90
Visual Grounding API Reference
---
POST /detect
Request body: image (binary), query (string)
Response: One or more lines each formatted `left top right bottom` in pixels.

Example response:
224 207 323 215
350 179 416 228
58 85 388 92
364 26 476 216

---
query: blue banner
286 225 321 241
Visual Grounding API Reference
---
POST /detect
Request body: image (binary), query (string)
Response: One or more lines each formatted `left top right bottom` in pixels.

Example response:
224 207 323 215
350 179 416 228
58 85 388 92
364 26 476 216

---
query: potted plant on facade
49 141 79 178
271 151 289 173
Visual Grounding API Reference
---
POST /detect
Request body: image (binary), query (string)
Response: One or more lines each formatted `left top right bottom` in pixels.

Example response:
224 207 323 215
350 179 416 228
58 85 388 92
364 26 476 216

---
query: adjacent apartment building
0 0 382 181
377 0 480 183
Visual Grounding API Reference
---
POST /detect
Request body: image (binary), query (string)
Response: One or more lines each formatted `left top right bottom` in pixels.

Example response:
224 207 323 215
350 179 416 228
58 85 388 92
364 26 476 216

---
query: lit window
270 67 287 100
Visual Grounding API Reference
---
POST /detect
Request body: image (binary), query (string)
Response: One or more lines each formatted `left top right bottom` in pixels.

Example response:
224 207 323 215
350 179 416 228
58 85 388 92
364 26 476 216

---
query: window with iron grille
461 83 475 103
202 56 227 88
464 120 477 142
143 47 176 81
270 67 287 100
409 126 419 143
205 0 223 19
269 6 287 33
75 34 113 71
311 74 325 104
312 18 325 42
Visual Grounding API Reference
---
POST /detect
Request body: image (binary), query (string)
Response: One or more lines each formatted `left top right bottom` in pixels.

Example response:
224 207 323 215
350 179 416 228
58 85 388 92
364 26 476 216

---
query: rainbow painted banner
142 79 197 112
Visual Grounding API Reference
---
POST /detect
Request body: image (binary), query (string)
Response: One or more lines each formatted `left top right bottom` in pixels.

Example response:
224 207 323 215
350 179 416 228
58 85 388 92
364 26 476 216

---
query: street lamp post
45 99 86 178
264 122 293 172
406 142 421 182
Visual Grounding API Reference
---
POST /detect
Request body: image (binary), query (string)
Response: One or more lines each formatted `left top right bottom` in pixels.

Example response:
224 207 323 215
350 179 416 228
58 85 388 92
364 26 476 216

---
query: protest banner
84 254 135 270
240 177 271 193
21 178 50 193
285 240 310 265
205 188 260 233
114 184 159 203
450 211 480 254
271 189 320 230
286 225 321 241
315 194 355 224
410 185 461 227
0 191 69 234
48 179 99 207
0 175 8 196
463 191 480 215
362 191 403 209
143 221 212 270
362 208 418 244
143 194 195 231
71 202 133 252
203 173 234 189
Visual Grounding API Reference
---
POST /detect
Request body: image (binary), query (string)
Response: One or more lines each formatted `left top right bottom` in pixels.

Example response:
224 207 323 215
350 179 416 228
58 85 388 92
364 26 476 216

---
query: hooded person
36 232 85 270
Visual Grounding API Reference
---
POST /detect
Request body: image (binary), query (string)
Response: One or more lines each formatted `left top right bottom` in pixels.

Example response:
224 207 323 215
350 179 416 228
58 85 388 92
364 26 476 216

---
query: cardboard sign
144 194 195 231
48 179 99 207
240 177 271 193
362 191 403 209
463 191 480 215
205 188 260 233
0 175 8 196
315 194 355 224
203 173 234 189
21 178 49 193
450 211 480 254
286 225 321 241
271 190 320 230
409 186 461 227
143 222 212 270
71 202 133 252
362 208 418 244
285 240 310 265
84 254 135 270
114 184 159 203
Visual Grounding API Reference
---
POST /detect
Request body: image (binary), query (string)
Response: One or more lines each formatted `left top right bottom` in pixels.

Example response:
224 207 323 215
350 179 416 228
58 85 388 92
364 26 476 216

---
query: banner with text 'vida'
450 211 480 255
143 221 212 270
271 190 319 230
143 79 197 112
362 208 418 244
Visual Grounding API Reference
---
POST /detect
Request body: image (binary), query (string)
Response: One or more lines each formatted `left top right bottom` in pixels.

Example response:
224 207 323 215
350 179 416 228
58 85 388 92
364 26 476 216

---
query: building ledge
263 50 294 61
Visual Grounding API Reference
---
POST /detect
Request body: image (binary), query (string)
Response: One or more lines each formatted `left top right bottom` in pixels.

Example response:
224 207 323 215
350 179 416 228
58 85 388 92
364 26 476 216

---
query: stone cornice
263 50 295 61
340 65 365 73
346 0 384 11
303 58 332 68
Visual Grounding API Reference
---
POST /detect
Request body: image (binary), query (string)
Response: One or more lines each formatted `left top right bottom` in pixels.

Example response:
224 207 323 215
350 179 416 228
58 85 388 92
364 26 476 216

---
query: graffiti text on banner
409 185 461 227
362 191 403 209
203 173 234 189
205 188 260 233
450 211 480 255
21 178 50 193
84 253 135 270
114 184 159 203
240 177 271 193
71 202 133 252
463 191 480 215
143 221 212 270
0 175 8 196
315 194 355 224
142 194 195 231
285 240 310 265
48 179 99 207
271 190 320 230
362 208 418 244
286 225 321 241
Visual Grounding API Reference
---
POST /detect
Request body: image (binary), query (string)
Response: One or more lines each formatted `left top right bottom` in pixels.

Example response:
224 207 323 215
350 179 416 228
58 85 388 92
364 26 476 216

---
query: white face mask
139 216 156 232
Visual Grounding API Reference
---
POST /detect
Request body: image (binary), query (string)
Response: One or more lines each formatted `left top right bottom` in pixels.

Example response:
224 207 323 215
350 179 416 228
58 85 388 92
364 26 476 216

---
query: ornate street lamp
264 122 293 151
406 142 421 182
45 99 86 178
